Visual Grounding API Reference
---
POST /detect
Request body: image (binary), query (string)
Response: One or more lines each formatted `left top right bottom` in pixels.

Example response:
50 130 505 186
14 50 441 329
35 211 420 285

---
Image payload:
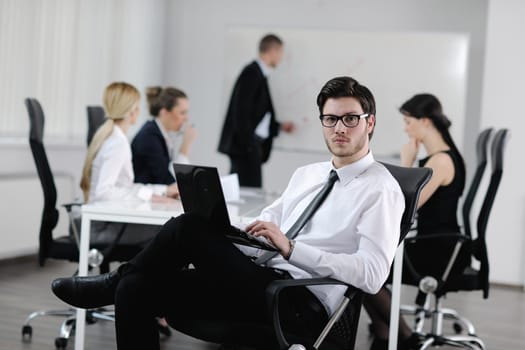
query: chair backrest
462 128 493 238
475 128 509 298
25 98 59 266
86 105 106 146
380 162 432 241
321 163 432 349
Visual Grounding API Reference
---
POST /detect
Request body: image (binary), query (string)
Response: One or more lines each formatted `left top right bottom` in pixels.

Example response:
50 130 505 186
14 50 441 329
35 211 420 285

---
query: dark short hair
317 76 376 138
146 86 187 117
259 34 283 53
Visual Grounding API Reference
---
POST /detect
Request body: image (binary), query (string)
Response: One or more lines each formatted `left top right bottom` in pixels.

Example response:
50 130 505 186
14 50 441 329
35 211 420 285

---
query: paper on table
220 173 241 203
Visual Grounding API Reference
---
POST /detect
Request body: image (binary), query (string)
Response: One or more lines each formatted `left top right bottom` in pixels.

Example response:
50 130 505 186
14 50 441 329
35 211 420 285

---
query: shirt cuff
136 186 154 201
287 241 322 273
151 184 168 196
174 154 190 165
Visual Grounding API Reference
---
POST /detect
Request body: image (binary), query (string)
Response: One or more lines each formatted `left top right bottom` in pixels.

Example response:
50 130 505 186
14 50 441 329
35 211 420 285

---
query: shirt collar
113 124 128 140
331 151 375 186
256 58 272 77
154 118 170 142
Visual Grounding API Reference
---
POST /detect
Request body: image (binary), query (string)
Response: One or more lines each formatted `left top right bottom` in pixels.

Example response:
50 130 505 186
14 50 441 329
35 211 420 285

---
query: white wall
0 142 83 259
163 0 488 191
0 0 168 140
0 0 169 259
479 0 525 286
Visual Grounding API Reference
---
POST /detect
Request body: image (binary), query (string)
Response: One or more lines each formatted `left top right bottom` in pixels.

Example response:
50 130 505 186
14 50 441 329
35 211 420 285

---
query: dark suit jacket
131 120 175 185
218 61 280 163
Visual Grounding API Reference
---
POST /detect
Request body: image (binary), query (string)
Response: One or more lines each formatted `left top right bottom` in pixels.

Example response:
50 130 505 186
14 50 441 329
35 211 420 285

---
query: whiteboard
224 27 469 156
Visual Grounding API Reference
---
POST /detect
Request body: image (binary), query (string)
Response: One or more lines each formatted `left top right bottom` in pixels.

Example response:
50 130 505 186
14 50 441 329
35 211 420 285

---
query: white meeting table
73 189 404 350
74 189 274 350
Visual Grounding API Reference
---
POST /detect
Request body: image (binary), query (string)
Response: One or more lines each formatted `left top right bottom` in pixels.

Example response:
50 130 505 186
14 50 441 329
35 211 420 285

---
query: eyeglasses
319 113 369 128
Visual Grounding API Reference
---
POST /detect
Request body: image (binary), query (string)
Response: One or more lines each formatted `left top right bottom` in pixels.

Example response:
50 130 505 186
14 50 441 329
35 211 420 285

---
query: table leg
388 241 404 350
74 214 91 350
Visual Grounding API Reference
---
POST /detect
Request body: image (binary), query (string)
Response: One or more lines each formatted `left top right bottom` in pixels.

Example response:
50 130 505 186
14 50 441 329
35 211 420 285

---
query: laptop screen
173 163 232 230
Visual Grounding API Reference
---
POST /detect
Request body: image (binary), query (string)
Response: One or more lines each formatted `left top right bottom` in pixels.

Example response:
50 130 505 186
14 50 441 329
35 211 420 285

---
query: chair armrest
404 232 469 244
265 277 360 349
61 202 82 212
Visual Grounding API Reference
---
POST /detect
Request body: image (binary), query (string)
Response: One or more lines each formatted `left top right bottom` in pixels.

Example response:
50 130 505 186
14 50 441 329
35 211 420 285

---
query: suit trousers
229 138 265 188
115 213 328 350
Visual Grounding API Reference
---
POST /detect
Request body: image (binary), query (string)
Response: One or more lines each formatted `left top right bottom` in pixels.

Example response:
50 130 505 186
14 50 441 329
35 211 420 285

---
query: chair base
401 301 485 350
22 307 115 349
418 334 485 350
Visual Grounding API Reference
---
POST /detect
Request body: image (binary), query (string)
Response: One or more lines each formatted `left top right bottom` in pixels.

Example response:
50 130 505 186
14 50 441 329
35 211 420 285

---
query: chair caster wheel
21 325 32 342
55 336 68 349
453 322 463 334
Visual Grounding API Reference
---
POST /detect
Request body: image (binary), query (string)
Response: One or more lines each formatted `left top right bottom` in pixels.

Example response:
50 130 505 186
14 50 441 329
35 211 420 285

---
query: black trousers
229 137 267 188
115 213 328 350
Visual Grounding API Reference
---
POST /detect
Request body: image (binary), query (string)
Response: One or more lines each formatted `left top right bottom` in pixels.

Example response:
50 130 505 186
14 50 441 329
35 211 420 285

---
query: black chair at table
21 98 143 349
400 128 509 350
400 128 493 328
167 163 432 350
86 105 106 146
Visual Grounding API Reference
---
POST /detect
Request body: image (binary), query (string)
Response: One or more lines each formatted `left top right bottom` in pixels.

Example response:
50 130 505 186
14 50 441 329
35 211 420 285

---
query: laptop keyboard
230 226 276 250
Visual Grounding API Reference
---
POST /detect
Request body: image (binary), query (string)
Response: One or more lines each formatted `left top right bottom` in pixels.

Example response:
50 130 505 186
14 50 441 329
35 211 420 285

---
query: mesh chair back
86 105 106 146
462 128 493 238
328 163 431 349
475 129 509 298
381 162 432 241
25 98 60 266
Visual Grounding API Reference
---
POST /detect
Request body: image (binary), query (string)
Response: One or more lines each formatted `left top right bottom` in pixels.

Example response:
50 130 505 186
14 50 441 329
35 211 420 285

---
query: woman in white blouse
80 82 178 245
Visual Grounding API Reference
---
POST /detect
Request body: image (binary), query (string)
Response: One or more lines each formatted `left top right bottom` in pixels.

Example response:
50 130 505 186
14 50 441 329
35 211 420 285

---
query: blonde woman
81 82 178 204
80 82 177 247
81 82 176 336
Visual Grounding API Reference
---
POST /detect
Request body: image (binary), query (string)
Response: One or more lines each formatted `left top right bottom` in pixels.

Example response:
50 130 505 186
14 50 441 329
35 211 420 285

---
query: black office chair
401 128 509 350
462 128 494 239
167 163 432 350
400 127 493 316
21 98 142 349
86 105 106 146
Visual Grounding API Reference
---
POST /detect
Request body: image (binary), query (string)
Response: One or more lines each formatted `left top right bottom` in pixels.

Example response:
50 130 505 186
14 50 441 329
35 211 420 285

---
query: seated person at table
131 86 196 185
363 94 469 350
80 81 178 246
52 76 405 350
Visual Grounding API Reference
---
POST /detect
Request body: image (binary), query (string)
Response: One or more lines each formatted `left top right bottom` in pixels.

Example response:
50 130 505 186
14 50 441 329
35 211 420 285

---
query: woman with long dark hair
364 94 470 349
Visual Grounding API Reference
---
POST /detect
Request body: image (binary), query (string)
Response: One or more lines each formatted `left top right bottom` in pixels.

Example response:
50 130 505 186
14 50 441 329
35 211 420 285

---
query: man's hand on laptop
245 220 291 258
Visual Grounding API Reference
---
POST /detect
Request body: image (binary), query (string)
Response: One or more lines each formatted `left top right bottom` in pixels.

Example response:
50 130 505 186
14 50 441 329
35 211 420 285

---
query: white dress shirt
238 152 404 315
254 58 272 139
154 119 190 179
89 126 167 203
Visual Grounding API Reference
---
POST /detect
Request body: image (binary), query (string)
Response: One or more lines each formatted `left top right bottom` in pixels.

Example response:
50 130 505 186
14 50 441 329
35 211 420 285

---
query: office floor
1 257 524 350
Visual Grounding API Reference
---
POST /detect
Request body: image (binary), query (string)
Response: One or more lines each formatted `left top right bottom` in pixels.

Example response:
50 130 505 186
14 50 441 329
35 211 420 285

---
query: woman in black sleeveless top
363 94 468 350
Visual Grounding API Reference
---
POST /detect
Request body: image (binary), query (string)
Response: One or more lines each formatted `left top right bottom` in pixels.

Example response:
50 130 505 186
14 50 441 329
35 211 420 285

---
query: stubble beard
325 130 368 159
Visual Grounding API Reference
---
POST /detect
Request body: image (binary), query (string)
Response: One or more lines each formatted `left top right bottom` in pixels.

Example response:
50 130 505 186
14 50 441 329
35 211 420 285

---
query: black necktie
256 170 339 264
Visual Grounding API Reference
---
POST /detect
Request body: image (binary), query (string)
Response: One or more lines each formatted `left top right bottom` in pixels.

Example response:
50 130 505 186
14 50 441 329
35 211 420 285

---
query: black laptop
173 163 277 251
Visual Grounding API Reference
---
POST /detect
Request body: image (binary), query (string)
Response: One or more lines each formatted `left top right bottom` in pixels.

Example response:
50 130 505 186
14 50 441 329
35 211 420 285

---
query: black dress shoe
51 269 120 309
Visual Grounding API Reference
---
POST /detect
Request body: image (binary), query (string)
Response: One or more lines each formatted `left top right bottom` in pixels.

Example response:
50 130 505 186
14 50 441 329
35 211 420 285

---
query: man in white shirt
52 76 404 350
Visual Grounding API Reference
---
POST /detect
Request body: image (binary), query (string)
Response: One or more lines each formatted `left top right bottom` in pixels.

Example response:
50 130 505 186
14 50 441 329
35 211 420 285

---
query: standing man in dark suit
218 34 295 188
